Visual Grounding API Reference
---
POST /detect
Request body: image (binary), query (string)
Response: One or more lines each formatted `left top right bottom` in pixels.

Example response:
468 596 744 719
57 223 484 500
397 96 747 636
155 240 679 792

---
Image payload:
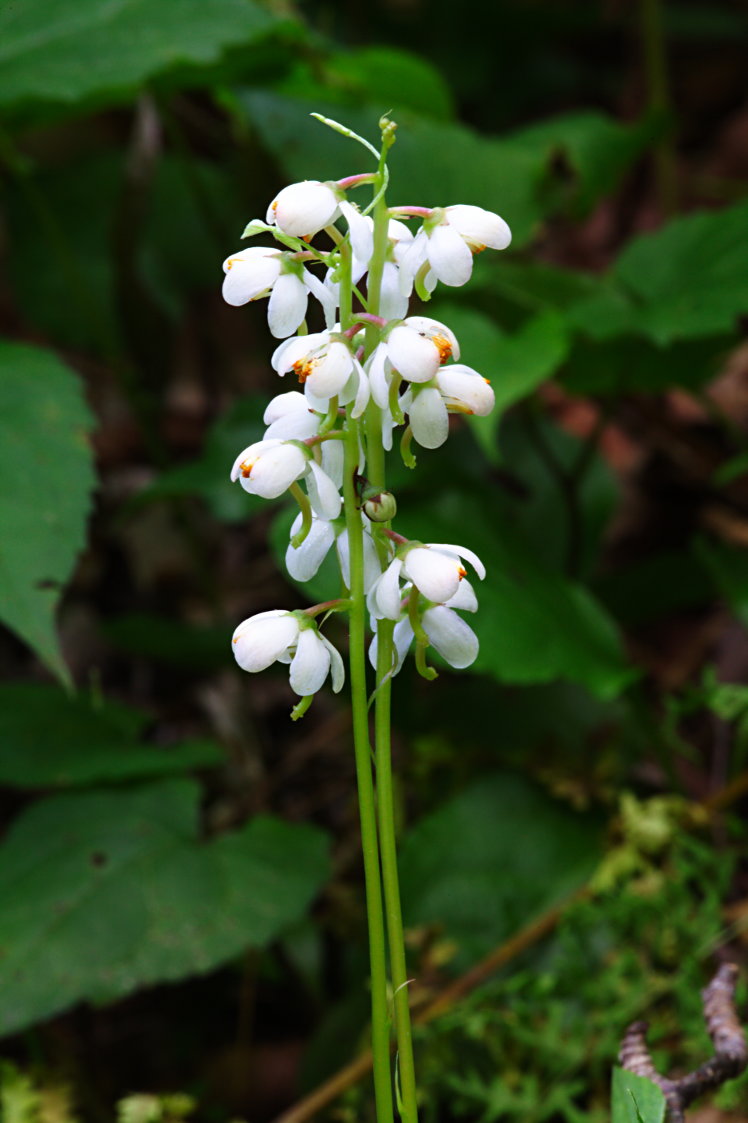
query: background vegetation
1 0 748 1120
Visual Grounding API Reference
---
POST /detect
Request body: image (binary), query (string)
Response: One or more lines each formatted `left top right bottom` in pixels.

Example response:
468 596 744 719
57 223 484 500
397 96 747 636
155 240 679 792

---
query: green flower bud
363 489 398 523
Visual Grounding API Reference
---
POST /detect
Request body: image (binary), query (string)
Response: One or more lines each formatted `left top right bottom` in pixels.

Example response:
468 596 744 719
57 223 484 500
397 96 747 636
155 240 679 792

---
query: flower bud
363 489 398 523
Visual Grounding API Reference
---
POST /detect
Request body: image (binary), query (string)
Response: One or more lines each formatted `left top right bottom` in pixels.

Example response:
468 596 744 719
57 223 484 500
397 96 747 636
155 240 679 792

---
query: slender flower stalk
222 112 510 1121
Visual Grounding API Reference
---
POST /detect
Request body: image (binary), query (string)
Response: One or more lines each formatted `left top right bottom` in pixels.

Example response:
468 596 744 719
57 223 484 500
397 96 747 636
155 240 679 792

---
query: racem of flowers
222 114 510 1123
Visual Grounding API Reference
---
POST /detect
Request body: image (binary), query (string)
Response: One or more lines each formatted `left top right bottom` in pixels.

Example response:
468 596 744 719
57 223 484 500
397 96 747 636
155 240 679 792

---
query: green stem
340 239 394 1123
640 0 678 214
375 620 419 1123
367 139 420 1123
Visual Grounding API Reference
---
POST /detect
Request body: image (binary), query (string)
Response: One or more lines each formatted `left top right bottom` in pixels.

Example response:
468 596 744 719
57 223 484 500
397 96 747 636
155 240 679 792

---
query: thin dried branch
619 963 747 1122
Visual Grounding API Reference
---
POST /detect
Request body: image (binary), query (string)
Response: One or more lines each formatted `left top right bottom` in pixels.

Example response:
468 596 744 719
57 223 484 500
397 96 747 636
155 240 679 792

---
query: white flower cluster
225 174 510 703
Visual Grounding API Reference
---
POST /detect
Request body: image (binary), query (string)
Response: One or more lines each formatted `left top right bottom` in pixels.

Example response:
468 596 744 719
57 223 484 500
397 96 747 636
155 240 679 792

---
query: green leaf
399 773 603 965
103 613 228 670
562 335 727 396
569 200 748 344
427 304 569 460
238 91 552 248
0 684 223 789
0 0 277 111
276 46 454 121
509 111 656 213
0 780 331 1035
611 1068 666 1123
0 342 95 683
399 489 634 699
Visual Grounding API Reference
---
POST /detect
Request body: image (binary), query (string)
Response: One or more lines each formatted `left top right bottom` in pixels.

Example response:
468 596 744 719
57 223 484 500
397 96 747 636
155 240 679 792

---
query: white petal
444 578 478 613
232 613 299 672
408 386 449 449
397 229 428 295
429 543 486 580
319 634 345 692
267 272 308 339
436 365 495 416
320 439 344 488
272 331 330 375
268 181 339 237
230 438 282 482
387 325 440 383
306 460 342 519
427 224 473 286
303 269 338 329
403 546 462 603
221 248 281 306
243 443 308 498
289 628 331 695
285 518 336 581
350 360 371 419
381 406 394 451
368 617 414 675
340 201 374 268
263 391 309 425
372 558 405 621
305 342 353 399
422 606 479 668
445 204 512 250
402 315 460 363
379 260 409 320
366 344 391 408
387 217 414 244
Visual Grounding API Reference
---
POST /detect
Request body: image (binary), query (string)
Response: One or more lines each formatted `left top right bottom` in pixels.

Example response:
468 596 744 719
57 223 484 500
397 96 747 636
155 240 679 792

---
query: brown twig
619 963 748 1122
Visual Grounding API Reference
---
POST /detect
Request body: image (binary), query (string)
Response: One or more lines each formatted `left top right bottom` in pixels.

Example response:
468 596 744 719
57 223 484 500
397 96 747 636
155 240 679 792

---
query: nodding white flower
263 391 322 441
266 180 340 238
400 204 512 290
230 439 341 518
286 512 382 591
221 246 335 339
367 542 485 621
232 610 345 695
368 581 480 674
272 331 370 417
385 316 460 384
400 364 495 450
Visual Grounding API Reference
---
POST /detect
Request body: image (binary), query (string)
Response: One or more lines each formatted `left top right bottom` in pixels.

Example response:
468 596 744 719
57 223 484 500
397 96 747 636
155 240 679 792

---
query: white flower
367 542 485 621
232 610 345 695
400 364 495 450
221 246 335 339
266 181 340 238
286 512 382 591
272 331 370 417
263 391 322 441
368 581 480 674
230 439 341 517
400 204 511 290
385 316 459 383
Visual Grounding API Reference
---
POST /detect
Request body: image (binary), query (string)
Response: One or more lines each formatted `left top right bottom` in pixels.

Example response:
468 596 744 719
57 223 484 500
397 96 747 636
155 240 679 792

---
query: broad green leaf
238 91 552 247
0 0 277 111
509 111 656 212
562 335 727 395
427 304 569 460
0 780 330 1036
470 257 598 312
611 1068 666 1123
569 201 748 344
399 490 634 699
0 684 222 789
0 343 95 683
399 773 603 965
276 46 454 121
